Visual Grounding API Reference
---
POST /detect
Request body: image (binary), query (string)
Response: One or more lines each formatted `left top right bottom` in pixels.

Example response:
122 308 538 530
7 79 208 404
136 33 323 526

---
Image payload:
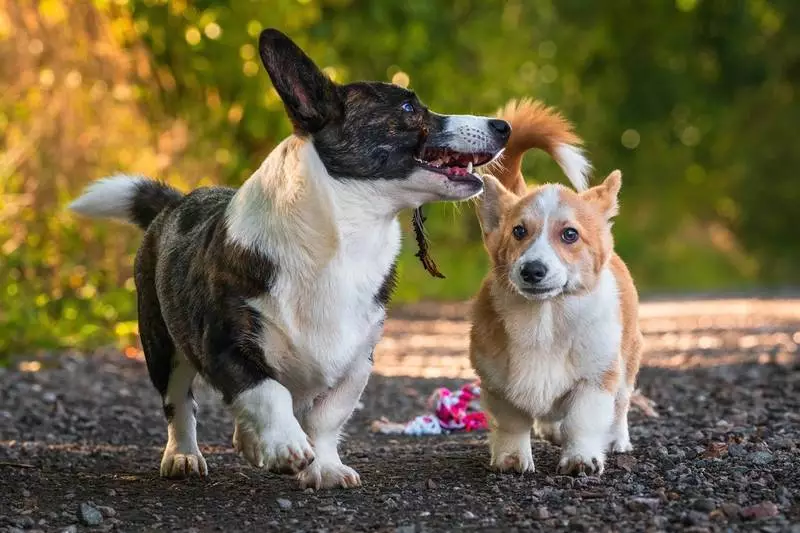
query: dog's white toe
296 461 361 490
557 450 605 476
491 451 535 473
611 438 634 453
160 449 208 478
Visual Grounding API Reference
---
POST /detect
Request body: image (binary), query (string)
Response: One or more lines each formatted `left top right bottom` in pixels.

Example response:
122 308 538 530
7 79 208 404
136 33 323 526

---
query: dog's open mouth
414 147 495 182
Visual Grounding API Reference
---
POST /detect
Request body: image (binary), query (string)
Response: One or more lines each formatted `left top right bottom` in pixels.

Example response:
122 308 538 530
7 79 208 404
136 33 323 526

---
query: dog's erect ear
581 169 622 221
259 29 341 135
477 175 517 235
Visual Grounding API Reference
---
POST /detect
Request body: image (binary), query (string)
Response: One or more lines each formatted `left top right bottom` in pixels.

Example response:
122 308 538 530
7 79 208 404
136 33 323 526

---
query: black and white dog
70 29 510 489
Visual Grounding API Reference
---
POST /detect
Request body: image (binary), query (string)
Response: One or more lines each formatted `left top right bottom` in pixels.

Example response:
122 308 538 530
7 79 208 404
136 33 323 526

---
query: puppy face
259 29 510 206
477 171 622 299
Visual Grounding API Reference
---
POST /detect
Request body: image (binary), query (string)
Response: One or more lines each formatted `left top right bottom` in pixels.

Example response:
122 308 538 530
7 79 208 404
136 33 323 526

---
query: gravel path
1 297 799 532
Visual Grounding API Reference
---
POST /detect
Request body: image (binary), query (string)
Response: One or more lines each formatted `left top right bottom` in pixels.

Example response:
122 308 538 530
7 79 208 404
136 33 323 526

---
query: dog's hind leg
137 252 207 478
295 355 372 490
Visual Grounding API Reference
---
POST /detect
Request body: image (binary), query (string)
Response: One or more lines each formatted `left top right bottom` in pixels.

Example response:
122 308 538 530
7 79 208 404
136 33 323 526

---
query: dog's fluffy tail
69 175 183 230
489 98 590 194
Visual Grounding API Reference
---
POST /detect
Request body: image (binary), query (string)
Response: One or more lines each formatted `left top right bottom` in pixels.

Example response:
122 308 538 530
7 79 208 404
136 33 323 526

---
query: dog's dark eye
401 101 415 113
561 228 579 244
512 225 527 240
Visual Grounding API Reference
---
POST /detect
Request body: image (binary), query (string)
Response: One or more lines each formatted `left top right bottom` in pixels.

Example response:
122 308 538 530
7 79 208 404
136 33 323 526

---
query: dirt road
1 297 799 532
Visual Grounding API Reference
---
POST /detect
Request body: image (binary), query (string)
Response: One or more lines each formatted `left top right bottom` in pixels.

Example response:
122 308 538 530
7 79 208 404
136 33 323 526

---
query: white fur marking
554 144 591 192
68 175 145 221
160 358 207 478
444 115 499 153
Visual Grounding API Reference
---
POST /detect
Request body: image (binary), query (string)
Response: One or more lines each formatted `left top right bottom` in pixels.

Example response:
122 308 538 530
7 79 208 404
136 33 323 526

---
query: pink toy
370 381 488 436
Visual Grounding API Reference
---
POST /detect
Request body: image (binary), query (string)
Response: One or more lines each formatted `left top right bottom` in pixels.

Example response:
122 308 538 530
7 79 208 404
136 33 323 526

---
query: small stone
719 502 742 518
616 455 637 472
533 507 550 520
59 527 77 533
564 505 577 516
96 506 116 518
693 498 716 512
748 451 774 465
685 510 709 525
425 478 437 489
21 490 31 498
384 498 398 509
303 488 314 494
317 505 337 513
727 444 747 458
78 503 103 526
740 501 779 520
628 497 660 512
464 511 476 519
106 489 117 497
276 498 292 511
13 516 35 528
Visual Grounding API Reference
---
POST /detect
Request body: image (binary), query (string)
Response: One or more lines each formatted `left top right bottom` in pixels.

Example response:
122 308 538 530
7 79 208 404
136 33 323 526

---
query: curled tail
69 175 183 230
489 98 590 194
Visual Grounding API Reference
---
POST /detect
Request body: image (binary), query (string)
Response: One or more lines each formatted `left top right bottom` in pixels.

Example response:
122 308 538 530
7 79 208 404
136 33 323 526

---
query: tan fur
489 99 583 195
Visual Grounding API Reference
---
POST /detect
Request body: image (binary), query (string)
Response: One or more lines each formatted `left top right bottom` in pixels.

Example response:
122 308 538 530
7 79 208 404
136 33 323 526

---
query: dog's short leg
230 379 315 475
558 383 615 476
609 386 633 453
159 356 208 478
533 418 563 445
137 265 207 479
295 356 371 490
483 388 535 473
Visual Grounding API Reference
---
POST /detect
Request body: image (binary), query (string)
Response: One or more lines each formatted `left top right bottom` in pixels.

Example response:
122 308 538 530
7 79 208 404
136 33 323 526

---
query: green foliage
1 0 797 357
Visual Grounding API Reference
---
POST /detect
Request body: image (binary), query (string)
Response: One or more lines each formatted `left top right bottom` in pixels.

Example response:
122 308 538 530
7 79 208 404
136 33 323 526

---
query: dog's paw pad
296 462 361 490
491 452 535 473
557 453 604 476
160 450 208 479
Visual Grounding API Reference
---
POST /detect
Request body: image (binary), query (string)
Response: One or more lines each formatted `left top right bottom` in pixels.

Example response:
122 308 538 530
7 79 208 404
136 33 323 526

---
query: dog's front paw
491 450 535 473
160 448 208 479
235 421 314 474
296 461 361 490
557 450 605 476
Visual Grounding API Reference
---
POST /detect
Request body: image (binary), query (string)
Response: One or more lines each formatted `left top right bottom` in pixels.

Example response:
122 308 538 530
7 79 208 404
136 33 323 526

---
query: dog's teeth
467 162 473 174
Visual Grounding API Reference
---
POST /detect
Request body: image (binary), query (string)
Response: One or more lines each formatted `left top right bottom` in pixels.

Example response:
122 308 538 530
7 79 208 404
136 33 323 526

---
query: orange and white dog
470 100 643 476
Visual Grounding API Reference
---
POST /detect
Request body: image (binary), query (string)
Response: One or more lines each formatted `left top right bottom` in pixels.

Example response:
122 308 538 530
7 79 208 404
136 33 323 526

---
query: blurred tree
0 0 797 356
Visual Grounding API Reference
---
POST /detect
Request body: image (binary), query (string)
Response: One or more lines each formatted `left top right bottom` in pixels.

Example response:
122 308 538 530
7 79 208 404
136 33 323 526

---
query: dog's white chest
501 271 622 417
250 218 401 398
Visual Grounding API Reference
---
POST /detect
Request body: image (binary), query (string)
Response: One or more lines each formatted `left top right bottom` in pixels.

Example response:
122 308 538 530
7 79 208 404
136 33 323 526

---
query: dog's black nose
520 261 548 284
488 119 511 140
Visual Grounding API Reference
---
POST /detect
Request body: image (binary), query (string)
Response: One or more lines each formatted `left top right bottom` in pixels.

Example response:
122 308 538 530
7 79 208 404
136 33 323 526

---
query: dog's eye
401 101 415 113
561 227 579 244
512 225 527 240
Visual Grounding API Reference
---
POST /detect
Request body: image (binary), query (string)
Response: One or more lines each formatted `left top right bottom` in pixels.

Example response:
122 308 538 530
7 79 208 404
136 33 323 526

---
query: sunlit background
1 0 797 356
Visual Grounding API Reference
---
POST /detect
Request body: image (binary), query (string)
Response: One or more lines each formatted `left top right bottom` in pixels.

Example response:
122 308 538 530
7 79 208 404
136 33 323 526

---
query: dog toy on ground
370 381 488 436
